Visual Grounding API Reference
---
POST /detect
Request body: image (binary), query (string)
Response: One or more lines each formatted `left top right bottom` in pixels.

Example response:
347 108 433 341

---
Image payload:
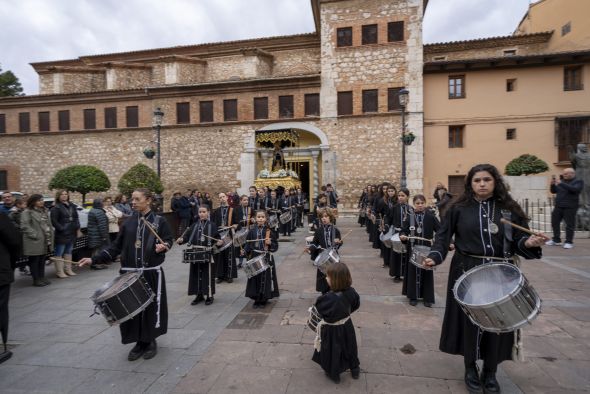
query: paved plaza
1 217 589 393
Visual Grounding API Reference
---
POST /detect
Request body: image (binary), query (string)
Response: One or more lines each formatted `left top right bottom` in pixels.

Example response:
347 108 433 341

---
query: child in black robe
311 263 360 384
306 208 342 294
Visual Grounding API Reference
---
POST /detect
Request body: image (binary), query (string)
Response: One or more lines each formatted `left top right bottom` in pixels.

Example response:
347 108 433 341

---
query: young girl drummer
242 210 280 309
311 262 360 384
306 208 342 294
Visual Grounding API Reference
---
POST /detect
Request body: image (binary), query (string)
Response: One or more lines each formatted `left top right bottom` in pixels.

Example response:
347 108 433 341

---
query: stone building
0 0 426 209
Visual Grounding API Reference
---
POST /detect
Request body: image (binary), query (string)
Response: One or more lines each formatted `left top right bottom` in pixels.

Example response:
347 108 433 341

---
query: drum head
92 272 140 302
455 263 522 307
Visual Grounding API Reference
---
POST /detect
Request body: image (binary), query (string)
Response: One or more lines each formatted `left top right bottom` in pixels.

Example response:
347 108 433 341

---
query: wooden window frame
387 21 404 42
337 91 353 116
304 93 320 117
58 110 70 131
564 66 583 91
387 87 404 111
336 27 353 47
83 109 96 130
223 99 238 121
19 112 30 133
38 111 50 132
506 79 516 92
506 128 516 140
448 125 464 148
125 106 138 128
449 75 466 99
362 89 379 113
362 24 378 45
253 97 268 120
104 107 117 129
199 101 214 123
0 170 7 191
0 114 5 133
278 95 294 119
176 102 191 124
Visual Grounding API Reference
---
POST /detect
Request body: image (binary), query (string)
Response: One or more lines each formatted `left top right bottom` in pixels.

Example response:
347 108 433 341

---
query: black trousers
27 255 46 280
551 206 577 243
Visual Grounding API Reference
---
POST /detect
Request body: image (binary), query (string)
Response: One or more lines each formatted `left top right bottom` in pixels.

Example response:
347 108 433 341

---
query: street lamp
153 107 164 178
397 89 414 189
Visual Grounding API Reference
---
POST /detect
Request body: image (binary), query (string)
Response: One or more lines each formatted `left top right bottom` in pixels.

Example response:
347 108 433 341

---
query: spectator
50 190 80 278
326 184 339 208
8 199 29 276
171 191 192 237
0 192 14 215
114 193 133 217
87 199 108 270
202 192 213 210
433 182 445 204
435 187 453 219
21 194 54 286
546 168 584 249
103 196 123 243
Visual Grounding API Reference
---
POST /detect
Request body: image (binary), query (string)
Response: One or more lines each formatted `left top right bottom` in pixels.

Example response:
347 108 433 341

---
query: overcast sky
0 0 534 95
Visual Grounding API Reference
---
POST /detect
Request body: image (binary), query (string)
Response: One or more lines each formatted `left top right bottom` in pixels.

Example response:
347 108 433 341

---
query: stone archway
257 122 330 149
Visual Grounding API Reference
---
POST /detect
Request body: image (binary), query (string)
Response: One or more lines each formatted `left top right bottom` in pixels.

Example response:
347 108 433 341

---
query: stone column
237 135 256 195
311 149 320 201
260 149 272 170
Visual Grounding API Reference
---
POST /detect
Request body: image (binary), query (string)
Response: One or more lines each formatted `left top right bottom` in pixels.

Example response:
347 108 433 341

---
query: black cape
181 220 219 297
243 225 279 301
309 224 341 294
212 206 237 280
387 203 410 278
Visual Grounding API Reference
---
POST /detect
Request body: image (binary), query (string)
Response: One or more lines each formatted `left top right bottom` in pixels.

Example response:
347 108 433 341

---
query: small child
311 262 360 384
306 208 342 294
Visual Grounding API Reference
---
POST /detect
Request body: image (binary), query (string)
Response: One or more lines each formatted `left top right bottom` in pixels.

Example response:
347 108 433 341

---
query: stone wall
107 67 152 90
425 42 549 62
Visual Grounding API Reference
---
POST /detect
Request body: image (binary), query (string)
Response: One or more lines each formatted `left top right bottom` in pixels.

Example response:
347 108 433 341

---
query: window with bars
278 95 294 118
449 75 465 99
556 117 590 162
337 27 353 47
254 97 268 120
304 93 320 116
223 99 238 121
388 21 404 42
58 110 70 131
337 91 353 116
19 112 30 133
362 24 378 45
387 87 404 111
126 106 138 127
0 114 5 133
83 109 96 130
177 102 190 124
506 79 517 92
362 89 378 113
564 66 583 91
448 125 464 148
200 101 213 123
506 128 516 140
104 107 117 129
38 112 50 132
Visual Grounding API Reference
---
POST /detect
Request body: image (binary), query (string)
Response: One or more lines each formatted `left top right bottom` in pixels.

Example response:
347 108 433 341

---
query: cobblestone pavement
1 217 589 393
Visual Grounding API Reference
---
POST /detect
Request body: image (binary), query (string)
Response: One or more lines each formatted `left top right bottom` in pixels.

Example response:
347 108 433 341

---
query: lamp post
397 89 412 189
153 107 164 178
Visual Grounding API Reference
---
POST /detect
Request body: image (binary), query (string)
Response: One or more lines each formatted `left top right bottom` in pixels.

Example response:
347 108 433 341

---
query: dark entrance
292 161 310 208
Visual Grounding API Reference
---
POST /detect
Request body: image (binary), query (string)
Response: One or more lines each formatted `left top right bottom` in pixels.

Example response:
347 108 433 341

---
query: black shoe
226 278 233 283
253 302 259 309
423 302 432 308
216 278 223 284
351 367 360 379
41 278 51 285
128 343 144 361
482 371 501 393
191 295 204 305
465 365 482 393
409 299 418 306
33 279 47 287
143 340 157 360
91 264 106 270
205 297 214 305
237 264 243 269
393 277 402 283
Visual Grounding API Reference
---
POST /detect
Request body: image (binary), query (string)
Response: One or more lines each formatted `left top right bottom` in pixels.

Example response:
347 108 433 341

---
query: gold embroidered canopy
255 129 299 146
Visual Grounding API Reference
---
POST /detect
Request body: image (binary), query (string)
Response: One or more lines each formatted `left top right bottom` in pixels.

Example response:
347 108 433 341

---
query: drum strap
311 311 350 352
501 210 514 260
121 265 163 328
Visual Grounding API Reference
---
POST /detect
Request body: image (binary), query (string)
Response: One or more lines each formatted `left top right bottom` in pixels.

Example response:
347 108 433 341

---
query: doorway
291 161 310 209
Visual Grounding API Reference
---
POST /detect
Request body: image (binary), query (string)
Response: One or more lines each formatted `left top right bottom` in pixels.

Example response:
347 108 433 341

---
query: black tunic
279 196 292 236
212 206 237 280
181 220 219 297
401 209 440 303
380 198 395 267
309 224 342 294
428 198 542 365
93 211 173 345
243 225 279 300
312 287 360 378
387 203 410 278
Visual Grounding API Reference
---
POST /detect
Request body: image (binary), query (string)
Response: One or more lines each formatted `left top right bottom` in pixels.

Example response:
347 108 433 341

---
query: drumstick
202 234 223 242
499 218 546 238
407 236 433 244
49 256 80 265
140 217 167 245
339 229 353 241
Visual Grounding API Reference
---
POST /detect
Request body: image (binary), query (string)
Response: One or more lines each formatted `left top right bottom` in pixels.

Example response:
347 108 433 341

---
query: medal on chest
135 240 142 249
489 222 499 234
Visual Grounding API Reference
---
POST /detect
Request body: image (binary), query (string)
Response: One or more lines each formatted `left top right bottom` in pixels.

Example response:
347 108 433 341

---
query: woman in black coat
51 190 80 278
87 199 109 270
0 212 21 362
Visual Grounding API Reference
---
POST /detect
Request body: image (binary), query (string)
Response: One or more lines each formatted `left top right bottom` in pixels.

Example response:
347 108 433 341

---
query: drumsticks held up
499 218 549 239
140 217 167 246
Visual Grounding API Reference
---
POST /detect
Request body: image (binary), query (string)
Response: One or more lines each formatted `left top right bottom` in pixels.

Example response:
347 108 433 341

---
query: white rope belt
121 265 163 328
310 307 350 352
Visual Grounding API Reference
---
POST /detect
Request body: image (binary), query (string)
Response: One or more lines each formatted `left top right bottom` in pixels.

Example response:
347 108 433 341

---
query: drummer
242 210 280 309
279 188 292 237
177 206 221 306
212 192 237 284
386 188 411 283
232 195 252 268
78 188 174 362
306 208 342 294
422 164 547 394
399 194 440 307
264 189 280 235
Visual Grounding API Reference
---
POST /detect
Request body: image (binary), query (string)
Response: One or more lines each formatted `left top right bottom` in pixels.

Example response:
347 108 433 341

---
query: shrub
48 165 111 204
118 163 163 197
505 154 549 176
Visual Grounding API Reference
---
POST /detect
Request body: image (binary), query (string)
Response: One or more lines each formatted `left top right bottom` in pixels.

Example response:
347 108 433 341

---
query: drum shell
409 245 433 270
314 249 340 274
213 231 233 254
269 215 279 228
279 211 292 224
453 263 542 333
183 248 211 264
381 227 395 248
243 254 270 279
391 233 406 254
233 228 249 247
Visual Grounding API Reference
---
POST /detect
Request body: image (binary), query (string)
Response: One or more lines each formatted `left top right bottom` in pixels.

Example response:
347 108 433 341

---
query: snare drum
91 272 154 326
243 254 270 279
307 305 322 332
212 230 232 254
268 215 279 228
453 262 542 333
305 236 314 247
380 227 395 249
233 228 249 247
314 248 340 274
183 248 210 264
279 210 292 224
409 245 433 270
391 233 407 254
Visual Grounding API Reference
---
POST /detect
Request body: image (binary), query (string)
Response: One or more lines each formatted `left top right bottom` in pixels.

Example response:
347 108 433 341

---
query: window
278 95 294 118
449 75 465 99
506 79 517 92
0 171 7 191
304 93 320 116
38 112 50 132
562 21 571 36
104 107 117 129
506 128 516 140
0 114 6 133
388 21 404 42
223 99 238 121
58 110 70 131
362 24 378 45
433 56 447 61
176 102 190 124
337 91 353 116
564 66 583 91
253 97 268 120
448 125 464 148
337 27 353 47
388 87 404 111
503 49 517 57
199 101 213 123
83 109 96 130
448 175 465 197
362 89 378 113
556 117 590 162
126 106 138 128
19 112 30 133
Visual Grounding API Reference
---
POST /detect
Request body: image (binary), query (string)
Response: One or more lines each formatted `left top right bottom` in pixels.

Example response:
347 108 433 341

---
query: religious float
254 128 302 190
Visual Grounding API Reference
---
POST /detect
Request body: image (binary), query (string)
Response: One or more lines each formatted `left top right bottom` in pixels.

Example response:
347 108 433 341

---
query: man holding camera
547 168 583 249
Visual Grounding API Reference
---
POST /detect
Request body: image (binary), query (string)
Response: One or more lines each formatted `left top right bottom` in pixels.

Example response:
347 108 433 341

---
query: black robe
212 206 237 280
371 197 386 250
309 225 342 294
428 198 542 365
380 198 395 267
279 196 292 236
401 209 440 303
243 225 279 301
181 220 219 297
312 287 360 378
93 211 173 345
387 203 410 278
